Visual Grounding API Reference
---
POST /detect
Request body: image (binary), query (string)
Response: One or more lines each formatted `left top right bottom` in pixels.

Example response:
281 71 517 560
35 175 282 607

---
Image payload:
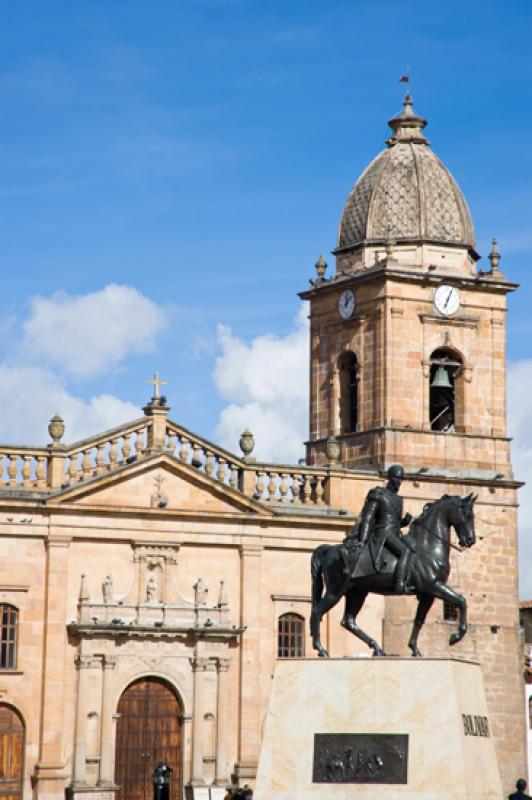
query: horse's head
450 493 477 548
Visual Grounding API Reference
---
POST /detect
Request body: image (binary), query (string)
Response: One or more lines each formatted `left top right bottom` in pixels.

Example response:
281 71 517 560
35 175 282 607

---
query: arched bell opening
338 352 359 434
429 347 463 432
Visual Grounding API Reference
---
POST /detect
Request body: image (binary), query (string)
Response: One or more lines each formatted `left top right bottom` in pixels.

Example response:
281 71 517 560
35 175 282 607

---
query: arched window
277 613 305 658
0 605 17 670
429 348 463 432
339 352 358 434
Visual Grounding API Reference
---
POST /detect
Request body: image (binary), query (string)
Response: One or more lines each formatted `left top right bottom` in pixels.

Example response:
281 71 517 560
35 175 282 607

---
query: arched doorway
115 677 183 800
0 704 24 799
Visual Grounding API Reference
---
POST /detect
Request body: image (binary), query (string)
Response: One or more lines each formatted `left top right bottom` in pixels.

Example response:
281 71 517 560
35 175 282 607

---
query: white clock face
434 285 460 316
338 289 356 320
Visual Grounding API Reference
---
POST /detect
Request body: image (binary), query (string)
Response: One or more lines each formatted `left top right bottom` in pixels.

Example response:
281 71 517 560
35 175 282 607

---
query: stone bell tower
301 94 515 479
300 95 526 789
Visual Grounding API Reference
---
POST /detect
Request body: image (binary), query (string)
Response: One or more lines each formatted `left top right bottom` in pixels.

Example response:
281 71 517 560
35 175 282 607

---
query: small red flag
399 75 410 83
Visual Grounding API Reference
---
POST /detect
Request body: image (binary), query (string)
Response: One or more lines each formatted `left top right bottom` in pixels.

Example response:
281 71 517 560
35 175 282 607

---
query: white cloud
508 360 532 598
213 306 309 463
0 365 139 445
22 284 166 378
0 283 165 445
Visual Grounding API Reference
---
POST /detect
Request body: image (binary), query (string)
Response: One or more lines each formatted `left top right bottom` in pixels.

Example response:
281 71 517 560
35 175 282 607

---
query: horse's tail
311 544 329 609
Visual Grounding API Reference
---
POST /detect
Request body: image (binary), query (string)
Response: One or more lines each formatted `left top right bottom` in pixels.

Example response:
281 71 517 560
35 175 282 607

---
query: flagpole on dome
399 67 411 102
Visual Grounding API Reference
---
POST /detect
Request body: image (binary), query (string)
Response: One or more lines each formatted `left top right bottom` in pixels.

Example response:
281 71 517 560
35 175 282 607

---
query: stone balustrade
166 422 244 491
63 419 150 487
0 418 150 490
0 416 328 507
165 423 328 506
0 447 49 489
246 465 328 505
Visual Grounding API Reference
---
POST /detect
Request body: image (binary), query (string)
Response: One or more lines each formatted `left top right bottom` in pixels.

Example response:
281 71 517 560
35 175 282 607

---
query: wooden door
115 678 182 800
0 705 24 800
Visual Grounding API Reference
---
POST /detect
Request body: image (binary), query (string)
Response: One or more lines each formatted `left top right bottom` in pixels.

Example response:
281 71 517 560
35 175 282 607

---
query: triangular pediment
48 453 272 516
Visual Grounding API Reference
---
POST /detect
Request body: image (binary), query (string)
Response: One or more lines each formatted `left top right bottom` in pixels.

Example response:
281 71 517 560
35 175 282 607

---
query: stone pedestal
255 657 503 800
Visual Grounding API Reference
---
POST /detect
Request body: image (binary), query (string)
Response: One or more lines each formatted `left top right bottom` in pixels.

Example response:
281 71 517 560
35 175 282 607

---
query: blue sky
0 0 531 444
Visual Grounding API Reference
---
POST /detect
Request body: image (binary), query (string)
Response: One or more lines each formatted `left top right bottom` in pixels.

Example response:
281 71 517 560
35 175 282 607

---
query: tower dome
336 95 476 259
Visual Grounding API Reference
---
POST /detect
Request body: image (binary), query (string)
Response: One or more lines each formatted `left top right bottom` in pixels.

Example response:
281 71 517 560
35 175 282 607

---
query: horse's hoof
410 648 422 658
449 633 461 646
317 648 329 658
372 648 386 657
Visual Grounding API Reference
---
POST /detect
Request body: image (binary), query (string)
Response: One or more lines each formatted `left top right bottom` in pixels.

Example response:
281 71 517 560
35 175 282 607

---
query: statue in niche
146 575 158 603
194 577 208 605
102 574 114 604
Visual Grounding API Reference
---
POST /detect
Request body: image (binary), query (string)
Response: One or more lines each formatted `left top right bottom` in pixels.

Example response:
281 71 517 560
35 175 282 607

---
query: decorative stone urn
48 414 65 445
325 435 341 464
239 429 255 462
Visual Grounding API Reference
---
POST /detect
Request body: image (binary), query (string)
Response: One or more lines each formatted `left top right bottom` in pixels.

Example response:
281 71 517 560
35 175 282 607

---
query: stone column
98 655 117 785
214 657 231 786
72 654 93 784
190 656 209 785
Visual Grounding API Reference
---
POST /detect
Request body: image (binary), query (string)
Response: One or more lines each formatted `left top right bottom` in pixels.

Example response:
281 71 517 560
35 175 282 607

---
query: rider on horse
341 464 416 593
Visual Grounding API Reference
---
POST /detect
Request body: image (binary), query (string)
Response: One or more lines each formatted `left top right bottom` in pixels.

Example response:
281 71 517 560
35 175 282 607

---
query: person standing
509 778 531 799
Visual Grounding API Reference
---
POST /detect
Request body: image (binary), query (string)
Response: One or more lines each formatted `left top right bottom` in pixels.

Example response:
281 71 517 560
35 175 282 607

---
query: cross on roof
147 372 167 400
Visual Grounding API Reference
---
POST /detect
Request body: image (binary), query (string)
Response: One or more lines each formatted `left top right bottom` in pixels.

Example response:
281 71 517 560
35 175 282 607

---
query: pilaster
214 657 231 786
235 543 262 781
189 656 210 786
98 656 118 787
34 535 71 796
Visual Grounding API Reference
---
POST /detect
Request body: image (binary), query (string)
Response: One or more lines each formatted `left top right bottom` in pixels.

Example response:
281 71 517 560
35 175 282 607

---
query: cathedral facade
0 96 526 800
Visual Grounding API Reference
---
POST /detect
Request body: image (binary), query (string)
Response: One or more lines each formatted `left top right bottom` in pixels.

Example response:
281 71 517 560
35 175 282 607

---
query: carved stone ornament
325 436 341 464
146 575 157 603
239 429 255 461
48 414 65 444
194 577 208 605
102 575 114 604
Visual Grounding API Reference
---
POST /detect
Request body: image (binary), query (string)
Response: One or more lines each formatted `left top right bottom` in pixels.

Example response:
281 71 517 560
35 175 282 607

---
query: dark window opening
429 348 462 432
339 353 358 434
0 605 18 669
277 613 305 658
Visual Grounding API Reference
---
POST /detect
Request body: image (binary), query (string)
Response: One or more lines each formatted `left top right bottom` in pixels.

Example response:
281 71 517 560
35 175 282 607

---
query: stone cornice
300 263 518 301
68 622 245 641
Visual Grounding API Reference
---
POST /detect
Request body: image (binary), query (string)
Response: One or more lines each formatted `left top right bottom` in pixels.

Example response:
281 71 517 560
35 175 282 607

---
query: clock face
338 289 356 320
434 285 460 316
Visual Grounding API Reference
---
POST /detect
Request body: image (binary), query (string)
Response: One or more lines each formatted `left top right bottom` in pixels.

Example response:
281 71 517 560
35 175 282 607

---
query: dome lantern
386 93 429 146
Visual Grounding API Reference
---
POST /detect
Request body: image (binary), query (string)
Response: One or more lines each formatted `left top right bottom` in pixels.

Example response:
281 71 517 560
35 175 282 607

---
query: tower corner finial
488 237 501 272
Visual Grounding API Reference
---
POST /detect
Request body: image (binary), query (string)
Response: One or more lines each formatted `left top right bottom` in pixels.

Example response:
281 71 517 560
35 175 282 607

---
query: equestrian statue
310 464 477 657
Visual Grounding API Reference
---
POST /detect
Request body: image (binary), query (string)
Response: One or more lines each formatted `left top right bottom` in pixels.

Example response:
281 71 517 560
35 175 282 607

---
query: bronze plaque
312 733 408 784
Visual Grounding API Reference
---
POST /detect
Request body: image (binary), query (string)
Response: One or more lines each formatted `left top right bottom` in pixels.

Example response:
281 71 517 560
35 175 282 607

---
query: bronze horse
310 493 477 657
